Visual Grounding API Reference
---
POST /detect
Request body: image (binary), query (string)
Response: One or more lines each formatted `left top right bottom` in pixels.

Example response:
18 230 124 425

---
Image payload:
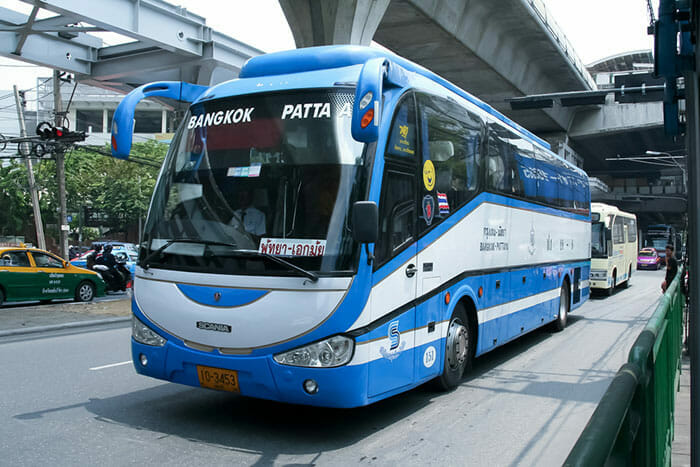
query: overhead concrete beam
279 0 390 47
569 102 664 138
374 0 593 133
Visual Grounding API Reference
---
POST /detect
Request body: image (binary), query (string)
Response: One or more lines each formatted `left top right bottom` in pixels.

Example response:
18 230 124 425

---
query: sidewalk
0 293 131 336
673 354 691 466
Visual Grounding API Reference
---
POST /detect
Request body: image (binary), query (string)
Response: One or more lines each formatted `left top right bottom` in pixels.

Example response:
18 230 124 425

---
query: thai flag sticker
437 192 449 214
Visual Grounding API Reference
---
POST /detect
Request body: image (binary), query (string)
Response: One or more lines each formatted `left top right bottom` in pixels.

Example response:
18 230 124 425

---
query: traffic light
35 121 85 142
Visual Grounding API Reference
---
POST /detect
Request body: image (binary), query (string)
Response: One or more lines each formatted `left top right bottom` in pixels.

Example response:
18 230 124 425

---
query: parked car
0 246 106 306
637 248 662 270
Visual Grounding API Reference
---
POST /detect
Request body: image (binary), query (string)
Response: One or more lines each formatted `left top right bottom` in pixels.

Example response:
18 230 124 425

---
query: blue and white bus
112 46 591 408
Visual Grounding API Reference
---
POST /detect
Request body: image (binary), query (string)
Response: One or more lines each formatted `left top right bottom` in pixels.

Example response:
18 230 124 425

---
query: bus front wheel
436 305 472 390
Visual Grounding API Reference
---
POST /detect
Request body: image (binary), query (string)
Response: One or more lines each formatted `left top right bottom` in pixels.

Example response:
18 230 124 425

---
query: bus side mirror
111 81 208 159
352 201 378 244
605 228 612 253
352 58 387 143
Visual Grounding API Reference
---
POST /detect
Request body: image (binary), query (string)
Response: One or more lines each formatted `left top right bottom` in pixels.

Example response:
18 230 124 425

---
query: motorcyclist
96 244 122 290
86 244 102 270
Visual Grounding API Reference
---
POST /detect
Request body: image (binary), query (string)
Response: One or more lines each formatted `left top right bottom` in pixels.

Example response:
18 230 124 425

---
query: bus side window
613 216 625 244
627 218 637 242
375 170 415 266
486 125 520 195
386 96 417 160
416 93 482 231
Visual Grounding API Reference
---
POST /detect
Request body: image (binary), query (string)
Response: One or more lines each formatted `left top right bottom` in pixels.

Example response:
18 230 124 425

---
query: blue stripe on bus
373 191 589 286
358 259 590 345
176 284 268 307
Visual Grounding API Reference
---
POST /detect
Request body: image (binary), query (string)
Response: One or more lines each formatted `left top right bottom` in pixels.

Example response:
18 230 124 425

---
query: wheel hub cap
446 320 468 369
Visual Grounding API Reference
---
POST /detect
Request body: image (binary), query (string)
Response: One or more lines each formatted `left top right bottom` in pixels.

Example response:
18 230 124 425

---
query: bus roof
205 45 551 151
591 202 636 219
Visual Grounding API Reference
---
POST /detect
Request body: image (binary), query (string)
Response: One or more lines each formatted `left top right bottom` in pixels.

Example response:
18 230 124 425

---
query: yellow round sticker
423 160 435 191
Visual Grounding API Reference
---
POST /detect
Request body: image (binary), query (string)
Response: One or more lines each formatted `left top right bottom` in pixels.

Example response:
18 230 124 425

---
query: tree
0 161 32 238
1 139 168 243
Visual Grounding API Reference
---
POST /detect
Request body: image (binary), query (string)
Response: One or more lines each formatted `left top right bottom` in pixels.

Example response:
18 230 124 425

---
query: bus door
367 95 419 398
611 215 625 285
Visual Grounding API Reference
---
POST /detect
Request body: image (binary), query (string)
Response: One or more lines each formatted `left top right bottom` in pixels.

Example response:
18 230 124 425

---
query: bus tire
621 266 631 288
552 281 570 332
436 305 472 390
75 281 95 302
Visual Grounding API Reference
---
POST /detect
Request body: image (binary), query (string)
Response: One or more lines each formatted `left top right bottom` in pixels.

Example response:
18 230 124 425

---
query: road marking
89 360 132 371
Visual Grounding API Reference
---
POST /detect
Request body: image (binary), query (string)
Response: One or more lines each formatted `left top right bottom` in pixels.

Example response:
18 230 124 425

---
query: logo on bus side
379 320 406 361
422 195 435 226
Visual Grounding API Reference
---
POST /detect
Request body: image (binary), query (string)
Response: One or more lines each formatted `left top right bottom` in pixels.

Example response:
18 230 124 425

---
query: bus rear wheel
607 272 616 296
436 305 472 390
621 266 631 288
552 282 570 332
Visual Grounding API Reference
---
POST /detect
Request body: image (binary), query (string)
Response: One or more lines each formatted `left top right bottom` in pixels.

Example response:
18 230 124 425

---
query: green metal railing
565 266 685 466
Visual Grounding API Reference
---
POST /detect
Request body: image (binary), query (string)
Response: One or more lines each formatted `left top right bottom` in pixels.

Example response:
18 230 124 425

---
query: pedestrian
662 244 678 293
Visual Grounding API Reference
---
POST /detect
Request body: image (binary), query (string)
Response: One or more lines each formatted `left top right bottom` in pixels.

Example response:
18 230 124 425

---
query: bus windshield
591 222 607 258
141 89 369 276
648 238 668 250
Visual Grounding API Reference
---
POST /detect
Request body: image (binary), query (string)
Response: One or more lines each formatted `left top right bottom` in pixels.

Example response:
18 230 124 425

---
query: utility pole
53 70 69 259
13 85 46 250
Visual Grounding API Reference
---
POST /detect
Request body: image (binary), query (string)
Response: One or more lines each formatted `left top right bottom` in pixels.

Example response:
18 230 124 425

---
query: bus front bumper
131 339 369 408
589 278 611 289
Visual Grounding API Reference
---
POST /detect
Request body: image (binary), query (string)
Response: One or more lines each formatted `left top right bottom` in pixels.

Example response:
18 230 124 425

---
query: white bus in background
590 203 638 295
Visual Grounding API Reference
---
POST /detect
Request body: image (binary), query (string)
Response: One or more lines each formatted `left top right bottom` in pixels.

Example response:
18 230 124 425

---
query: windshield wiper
141 239 319 282
228 249 319 283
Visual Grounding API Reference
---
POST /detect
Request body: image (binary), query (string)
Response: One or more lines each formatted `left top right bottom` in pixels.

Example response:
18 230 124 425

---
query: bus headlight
590 270 607 280
273 335 354 368
132 315 166 347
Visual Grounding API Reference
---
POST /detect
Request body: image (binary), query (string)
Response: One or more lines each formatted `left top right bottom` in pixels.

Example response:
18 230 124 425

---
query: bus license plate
196 365 240 393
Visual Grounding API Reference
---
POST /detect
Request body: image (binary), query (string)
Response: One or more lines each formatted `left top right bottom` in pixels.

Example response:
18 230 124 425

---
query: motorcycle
93 257 132 292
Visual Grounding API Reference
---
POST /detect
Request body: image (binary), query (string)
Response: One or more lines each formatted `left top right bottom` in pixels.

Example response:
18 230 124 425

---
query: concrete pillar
279 0 390 47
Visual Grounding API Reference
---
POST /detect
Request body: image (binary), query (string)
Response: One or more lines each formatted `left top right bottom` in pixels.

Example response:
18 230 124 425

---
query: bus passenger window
375 170 415 265
627 219 637 242
386 97 417 159
486 132 508 193
417 93 483 224
613 217 625 244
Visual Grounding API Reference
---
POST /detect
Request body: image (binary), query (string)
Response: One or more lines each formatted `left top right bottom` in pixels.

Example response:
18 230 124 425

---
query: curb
0 316 131 338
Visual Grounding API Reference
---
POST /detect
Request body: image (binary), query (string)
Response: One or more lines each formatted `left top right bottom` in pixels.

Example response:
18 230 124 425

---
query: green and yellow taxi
0 246 106 306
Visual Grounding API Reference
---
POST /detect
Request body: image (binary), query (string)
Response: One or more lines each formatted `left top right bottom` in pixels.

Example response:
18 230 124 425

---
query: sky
0 0 655 92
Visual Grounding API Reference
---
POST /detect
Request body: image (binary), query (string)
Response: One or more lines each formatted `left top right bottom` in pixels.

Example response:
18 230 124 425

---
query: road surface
0 269 667 465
